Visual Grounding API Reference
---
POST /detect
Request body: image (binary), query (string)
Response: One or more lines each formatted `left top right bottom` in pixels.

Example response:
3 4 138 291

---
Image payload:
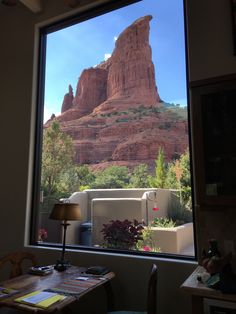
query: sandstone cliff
47 16 188 171
61 84 74 113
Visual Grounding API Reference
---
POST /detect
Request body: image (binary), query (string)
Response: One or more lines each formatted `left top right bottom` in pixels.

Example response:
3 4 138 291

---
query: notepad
15 290 66 309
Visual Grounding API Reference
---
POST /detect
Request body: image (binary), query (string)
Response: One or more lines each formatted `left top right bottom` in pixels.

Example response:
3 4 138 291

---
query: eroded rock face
48 16 188 171
61 85 74 113
106 15 160 104
62 15 160 116
72 68 108 117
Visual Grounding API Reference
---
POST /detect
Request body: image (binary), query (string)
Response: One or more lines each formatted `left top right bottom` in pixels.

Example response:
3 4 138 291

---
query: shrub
91 165 130 188
136 225 161 252
151 217 176 228
101 219 144 250
115 117 130 123
168 201 192 226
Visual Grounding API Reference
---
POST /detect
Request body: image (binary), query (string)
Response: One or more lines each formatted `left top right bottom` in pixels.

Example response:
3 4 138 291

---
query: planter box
151 223 194 255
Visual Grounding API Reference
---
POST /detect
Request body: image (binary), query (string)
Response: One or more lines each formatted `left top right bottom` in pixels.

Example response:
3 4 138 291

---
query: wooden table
180 266 236 314
0 265 115 313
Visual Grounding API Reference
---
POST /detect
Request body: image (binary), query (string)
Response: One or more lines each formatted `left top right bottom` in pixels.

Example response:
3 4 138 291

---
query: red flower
143 246 151 251
38 228 48 240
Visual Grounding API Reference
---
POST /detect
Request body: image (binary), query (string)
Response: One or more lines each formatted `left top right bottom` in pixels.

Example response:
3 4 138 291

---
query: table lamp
49 202 82 271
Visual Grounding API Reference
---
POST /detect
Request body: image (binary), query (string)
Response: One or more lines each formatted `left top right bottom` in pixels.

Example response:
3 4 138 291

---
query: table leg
104 281 114 311
59 307 74 314
192 295 204 314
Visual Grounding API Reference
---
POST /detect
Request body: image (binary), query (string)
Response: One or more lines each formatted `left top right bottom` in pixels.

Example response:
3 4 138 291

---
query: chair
0 251 37 278
108 263 157 314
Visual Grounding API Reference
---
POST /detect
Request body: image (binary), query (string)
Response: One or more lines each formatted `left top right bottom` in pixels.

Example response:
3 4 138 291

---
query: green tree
178 149 191 208
76 165 96 189
165 162 178 189
165 150 190 187
149 148 167 188
57 166 79 196
165 149 192 210
129 164 150 188
178 149 191 187
91 166 130 188
41 121 75 198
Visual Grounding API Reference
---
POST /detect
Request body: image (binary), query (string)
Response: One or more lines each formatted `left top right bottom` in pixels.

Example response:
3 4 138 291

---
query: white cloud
104 53 111 61
114 36 117 42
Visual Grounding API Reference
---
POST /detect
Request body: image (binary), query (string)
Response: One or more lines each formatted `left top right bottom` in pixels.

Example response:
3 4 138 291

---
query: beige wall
186 0 236 268
186 0 236 81
0 0 235 313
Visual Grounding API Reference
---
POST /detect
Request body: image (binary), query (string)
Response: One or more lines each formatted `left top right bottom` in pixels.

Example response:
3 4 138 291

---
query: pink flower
152 207 160 211
143 246 151 251
38 228 48 240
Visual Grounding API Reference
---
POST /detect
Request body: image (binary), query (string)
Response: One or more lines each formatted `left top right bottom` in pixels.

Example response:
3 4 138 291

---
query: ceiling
1 0 82 13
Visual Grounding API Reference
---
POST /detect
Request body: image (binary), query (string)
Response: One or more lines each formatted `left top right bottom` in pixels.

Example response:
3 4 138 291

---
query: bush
101 219 144 250
115 117 130 123
168 201 192 226
136 226 161 252
91 165 130 188
151 217 176 228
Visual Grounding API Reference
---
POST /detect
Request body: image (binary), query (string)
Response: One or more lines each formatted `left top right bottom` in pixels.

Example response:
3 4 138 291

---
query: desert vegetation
41 121 192 221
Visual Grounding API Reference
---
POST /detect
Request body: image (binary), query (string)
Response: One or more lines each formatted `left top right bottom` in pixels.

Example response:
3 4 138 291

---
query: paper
15 290 65 308
21 291 57 304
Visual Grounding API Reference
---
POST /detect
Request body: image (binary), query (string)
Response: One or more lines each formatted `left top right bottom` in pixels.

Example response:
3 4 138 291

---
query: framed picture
204 298 236 314
231 0 236 55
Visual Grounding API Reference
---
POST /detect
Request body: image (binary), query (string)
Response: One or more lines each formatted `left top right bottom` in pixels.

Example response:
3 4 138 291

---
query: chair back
0 251 37 278
147 264 158 314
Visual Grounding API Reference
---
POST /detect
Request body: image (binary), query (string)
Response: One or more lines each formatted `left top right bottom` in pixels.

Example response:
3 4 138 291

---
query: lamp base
54 260 71 272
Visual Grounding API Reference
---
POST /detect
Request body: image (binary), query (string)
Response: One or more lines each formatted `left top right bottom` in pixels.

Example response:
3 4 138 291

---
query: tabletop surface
0 265 115 313
180 265 236 302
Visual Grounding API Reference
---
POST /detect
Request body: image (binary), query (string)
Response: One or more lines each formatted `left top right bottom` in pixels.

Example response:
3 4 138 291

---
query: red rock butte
46 15 189 172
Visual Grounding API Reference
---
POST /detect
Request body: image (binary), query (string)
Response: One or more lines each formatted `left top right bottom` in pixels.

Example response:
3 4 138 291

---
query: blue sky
44 0 187 122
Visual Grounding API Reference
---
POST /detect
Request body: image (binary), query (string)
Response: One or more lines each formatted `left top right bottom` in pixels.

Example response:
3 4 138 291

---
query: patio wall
151 223 194 255
64 188 180 245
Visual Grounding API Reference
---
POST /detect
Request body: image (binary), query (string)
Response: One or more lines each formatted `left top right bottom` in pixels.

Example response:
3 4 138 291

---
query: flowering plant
38 228 48 241
101 219 144 250
136 225 161 252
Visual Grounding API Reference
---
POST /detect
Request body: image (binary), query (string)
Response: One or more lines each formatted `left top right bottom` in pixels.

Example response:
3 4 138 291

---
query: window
32 0 195 258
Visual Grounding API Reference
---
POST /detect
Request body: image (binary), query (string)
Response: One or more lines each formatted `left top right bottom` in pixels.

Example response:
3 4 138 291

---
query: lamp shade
49 203 82 221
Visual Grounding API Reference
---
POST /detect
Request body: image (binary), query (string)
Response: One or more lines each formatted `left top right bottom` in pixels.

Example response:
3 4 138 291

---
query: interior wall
186 0 236 81
186 0 236 267
0 0 235 313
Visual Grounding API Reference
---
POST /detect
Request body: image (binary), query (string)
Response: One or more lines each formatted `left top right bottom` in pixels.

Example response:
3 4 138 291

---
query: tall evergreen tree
149 147 166 188
156 147 166 188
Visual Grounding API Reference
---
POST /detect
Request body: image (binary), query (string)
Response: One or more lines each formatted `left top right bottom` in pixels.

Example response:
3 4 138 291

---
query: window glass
34 0 194 257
